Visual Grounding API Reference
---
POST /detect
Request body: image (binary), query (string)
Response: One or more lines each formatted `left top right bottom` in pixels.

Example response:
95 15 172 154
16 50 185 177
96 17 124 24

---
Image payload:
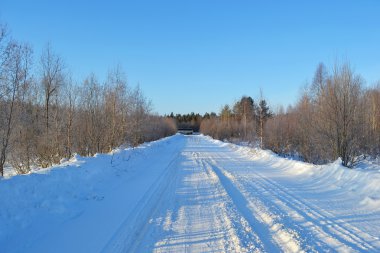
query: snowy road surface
2 134 380 252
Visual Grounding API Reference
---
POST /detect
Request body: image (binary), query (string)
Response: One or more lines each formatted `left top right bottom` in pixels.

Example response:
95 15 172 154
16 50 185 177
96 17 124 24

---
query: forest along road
103 135 380 253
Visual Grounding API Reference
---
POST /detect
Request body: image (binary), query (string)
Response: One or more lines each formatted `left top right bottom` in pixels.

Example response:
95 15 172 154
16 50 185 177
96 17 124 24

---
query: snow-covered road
104 135 380 252
2 134 380 252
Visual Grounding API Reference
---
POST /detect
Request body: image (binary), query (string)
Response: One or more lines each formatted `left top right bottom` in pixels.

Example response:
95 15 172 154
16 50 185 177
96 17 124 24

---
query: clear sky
1 1 379 115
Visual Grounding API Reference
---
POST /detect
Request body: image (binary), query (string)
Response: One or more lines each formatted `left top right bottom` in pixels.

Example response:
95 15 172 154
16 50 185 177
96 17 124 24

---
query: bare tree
311 62 363 166
362 84 380 155
80 74 107 155
62 77 78 158
10 79 38 174
0 41 32 176
40 44 64 133
104 66 129 151
0 23 9 100
126 85 152 146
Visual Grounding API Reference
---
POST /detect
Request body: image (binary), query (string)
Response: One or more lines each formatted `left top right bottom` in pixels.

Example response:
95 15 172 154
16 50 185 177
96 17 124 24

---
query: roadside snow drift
1 134 379 252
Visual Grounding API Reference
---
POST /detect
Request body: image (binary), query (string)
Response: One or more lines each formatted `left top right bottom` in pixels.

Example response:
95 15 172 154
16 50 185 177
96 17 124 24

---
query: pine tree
257 99 272 148
233 96 256 140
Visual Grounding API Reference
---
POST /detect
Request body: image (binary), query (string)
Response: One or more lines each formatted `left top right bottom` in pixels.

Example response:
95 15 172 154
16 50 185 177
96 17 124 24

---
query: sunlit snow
1 134 380 252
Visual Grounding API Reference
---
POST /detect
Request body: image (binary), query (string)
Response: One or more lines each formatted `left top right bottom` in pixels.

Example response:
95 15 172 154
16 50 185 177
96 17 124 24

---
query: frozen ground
1 134 380 252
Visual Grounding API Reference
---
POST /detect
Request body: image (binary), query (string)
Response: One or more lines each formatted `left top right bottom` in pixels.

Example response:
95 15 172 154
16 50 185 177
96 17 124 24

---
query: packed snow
1 134 380 252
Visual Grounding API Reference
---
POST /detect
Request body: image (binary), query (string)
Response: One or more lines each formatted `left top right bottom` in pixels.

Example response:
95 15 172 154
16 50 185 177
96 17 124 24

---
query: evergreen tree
256 99 272 148
233 96 256 140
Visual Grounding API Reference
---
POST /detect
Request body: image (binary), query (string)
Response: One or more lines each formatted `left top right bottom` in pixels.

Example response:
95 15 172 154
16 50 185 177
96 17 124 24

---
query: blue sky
1 1 379 114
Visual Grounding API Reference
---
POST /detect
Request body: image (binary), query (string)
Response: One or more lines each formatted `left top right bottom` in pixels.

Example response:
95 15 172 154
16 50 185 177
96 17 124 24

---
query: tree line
200 63 379 167
0 24 176 176
168 112 203 132
265 62 379 167
200 95 272 148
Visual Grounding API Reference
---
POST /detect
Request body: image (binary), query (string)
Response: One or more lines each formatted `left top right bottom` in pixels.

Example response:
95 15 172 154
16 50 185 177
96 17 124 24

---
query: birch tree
0 40 32 175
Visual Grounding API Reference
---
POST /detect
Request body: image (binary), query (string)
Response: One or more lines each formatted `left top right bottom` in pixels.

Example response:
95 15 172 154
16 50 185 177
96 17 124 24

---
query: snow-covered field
1 134 380 252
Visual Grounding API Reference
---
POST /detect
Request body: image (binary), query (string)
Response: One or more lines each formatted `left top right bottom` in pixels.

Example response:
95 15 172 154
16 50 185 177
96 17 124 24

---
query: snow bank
206 135 380 211
0 134 184 253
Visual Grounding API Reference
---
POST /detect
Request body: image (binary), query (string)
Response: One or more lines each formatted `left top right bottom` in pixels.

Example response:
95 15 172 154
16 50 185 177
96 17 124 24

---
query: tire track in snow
191 153 245 252
107 136 265 253
151 149 264 253
152 151 225 253
222 150 380 252
235 170 353 252
236 172 337 252
247 170 379 252
101 149 181 253
204 158 299 252
197 155 264 252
